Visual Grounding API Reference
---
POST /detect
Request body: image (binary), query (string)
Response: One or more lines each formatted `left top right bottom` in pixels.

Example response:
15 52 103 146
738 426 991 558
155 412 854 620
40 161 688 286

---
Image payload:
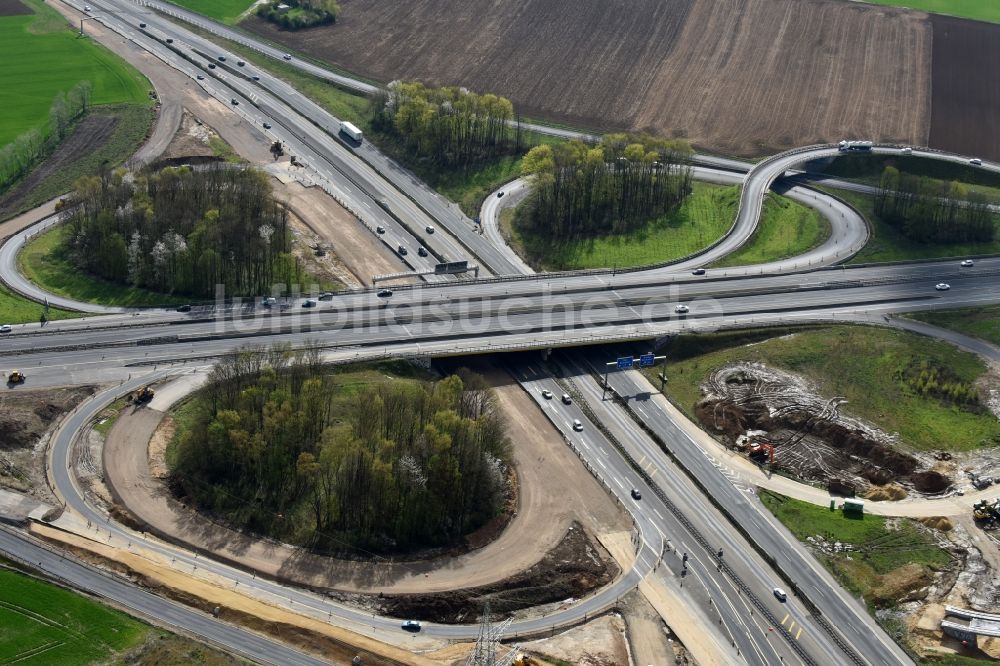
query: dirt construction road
102 371 628 594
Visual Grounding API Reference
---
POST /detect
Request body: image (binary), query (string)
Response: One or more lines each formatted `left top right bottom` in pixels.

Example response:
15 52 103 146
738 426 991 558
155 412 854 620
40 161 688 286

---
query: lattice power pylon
466 603 521 666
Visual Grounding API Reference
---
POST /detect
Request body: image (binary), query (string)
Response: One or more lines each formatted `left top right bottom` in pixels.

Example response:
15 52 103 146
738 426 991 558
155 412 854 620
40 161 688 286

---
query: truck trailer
838 140 873 152
340 121 363 143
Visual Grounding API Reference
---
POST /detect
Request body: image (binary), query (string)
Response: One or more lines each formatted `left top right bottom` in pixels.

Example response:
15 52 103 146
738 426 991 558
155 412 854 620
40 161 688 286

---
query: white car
961 259 974 267
675 304 689 314
969 158 982 166
901 147 912 154
541 389 553 399
0 325 11 333
773 587 787 602
84 4 91 10
572 419 584 431
561 393 572 405
935 283 951 291
283 53 292 60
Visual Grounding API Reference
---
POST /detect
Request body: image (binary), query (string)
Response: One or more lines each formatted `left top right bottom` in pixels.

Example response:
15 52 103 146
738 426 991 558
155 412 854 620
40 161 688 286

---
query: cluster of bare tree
370 81 522 168
173 348 511 553
875 166 997 244
516 134 693 239
256 0 339 29
61 165 302 298
0 81 92 192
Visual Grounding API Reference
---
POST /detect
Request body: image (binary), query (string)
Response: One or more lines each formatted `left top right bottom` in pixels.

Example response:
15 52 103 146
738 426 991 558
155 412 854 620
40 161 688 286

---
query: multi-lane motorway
1 0 999 664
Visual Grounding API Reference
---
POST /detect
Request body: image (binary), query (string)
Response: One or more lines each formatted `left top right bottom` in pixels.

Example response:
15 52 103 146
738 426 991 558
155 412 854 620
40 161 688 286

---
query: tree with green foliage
370 81 521 168
875 166 996 244
174 347 512 553
61 165 302 298
256 0 338 29
516 133 692 239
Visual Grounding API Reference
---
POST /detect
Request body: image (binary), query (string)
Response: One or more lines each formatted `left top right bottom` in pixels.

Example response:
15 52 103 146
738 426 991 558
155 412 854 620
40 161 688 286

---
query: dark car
208 63 216 69
263 122 271 129
401 620 421 632
417 247 428 257
630 488 642 500
318 292 334 301
377 289 393 298
692 268 706 276
496 191 504 198
252 75 260 81
398 246 408 256
165 38 173 44
139 22 146 28
231 98 239 106
176 304 192 312
218 55 226 61
196 74 205 80
237 60 245 67
302 298 317 308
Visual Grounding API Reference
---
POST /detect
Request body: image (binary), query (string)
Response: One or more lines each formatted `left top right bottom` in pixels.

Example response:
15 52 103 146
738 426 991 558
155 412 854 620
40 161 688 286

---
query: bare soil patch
0 0 31 16
0 115 119 219
695 363 951 495
157 109 221 164
344 522 619 625
244 0 931 156
0 386 93 499
929 15 1000 160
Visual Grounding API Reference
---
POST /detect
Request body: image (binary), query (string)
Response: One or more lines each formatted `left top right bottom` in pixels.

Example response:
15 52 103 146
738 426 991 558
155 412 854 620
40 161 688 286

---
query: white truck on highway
340 121 363 143
838 140 873 152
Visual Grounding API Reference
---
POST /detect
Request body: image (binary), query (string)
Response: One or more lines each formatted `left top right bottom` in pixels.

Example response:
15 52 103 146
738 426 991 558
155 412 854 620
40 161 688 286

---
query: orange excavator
748 440 775 465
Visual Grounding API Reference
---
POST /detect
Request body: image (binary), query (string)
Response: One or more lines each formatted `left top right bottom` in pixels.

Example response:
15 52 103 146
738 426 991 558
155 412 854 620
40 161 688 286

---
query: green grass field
712 192 829 267
0 568 148 665
162 0 256 23
907 306 1000 346
828 189 1000 263
652 325 1000 452
760 490 952 605
853 0 1000 23
504 182 738 271
18 224 192 307
0 282 78 325
0 0 151 146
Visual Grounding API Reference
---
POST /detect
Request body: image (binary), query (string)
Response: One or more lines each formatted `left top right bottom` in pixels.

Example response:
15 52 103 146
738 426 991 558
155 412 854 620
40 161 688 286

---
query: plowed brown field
928 15 1000 160
244 0 932 156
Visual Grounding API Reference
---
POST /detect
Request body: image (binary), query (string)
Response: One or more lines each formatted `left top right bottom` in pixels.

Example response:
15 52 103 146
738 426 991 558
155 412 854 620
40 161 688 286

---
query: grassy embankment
502 184 828 271
809 155 1000 263
162 0 257 23
759 490 951 607
906 307 1000 347
0 567 147 665
0 282 78 324
711 192 829 267
18 224 191 308
648 325 1000 452
854 0 1000 23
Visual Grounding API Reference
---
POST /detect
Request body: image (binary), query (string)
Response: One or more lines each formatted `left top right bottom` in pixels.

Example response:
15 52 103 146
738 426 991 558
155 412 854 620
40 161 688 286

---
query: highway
0 0 996 663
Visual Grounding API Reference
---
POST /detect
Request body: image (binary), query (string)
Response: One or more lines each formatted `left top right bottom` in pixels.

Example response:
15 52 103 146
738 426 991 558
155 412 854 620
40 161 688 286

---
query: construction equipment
133 386 155 403
973 499 1000 523
748 441 775 465
6 370 25 384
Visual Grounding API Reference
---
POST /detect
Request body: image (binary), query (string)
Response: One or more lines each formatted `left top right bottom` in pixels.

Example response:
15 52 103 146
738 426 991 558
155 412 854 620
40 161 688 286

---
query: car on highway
208 63 216 69
318 292 334 301
165 38 173 44
970 158 983 166
84 5 90 10
773 587 787 602
398 245 408 256
252 75 260 81
237 60 245 67
218 55 226 61
572 419 584 431
496 191 504 198
377 289 393 298
376 226 386 234
541 389 553 399
261 297 276 307
302 298 317 308
425 225 434 234
417 247 428 257
230 98 239 105
561 393 572 405
630 488 642 500
901 147 912 154
674 304 689 314
196 74 204 80
176 304 192 312
935 283 951 291
263 122 271 129
282 53 292 60
691 268 706 276
139 22 146 28
961 259 974 267
0 325 11 333
401 620 421 632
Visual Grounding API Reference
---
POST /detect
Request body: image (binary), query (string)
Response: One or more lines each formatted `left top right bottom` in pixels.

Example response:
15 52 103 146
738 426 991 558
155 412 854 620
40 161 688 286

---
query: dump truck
134 386 155 403
7 370 25 384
